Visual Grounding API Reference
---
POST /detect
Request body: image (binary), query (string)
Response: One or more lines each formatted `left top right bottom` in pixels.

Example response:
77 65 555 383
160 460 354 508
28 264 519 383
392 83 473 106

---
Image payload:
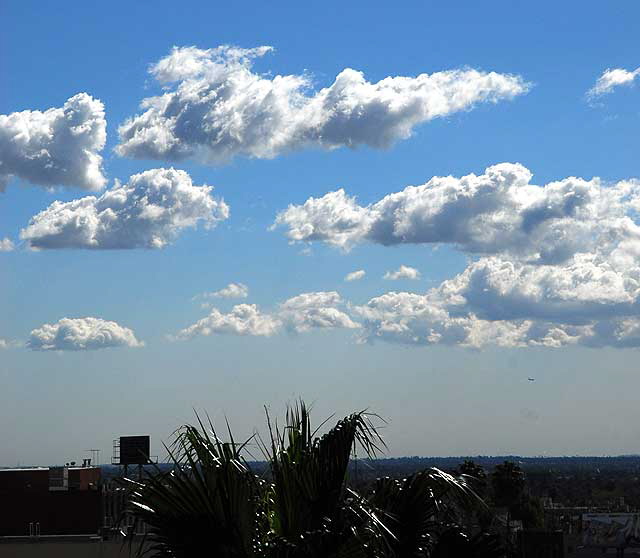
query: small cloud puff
0 238 14 252
384 265 421 280
0 93 106 192
117 45 529 165
587 67 639 98
20 168 228 249
205 282 249 299
27 317 143 351
345 269 365 281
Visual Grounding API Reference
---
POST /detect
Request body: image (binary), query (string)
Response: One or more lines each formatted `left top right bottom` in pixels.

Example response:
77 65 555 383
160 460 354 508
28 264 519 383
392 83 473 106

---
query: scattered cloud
0 338 21 349
274 162 640 350
279 291 359 333
20 168 228 249
173 304 281 339
345 269 365 281
117 45 529 164
354 252 640 349
0 237 14 252
27 317 143 351
274 163 640 265
587 67 639 98
384 265 421 280
174 291 357 340
0 93 106 192
205 282 249 299
435 255 639 325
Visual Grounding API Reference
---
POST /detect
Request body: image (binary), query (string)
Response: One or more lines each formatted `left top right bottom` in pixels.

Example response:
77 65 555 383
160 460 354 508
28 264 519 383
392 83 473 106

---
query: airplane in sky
528 378 535 382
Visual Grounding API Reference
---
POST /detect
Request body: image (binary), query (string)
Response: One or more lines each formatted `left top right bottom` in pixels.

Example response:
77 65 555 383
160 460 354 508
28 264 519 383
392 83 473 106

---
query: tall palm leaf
262 401 387 558
121 413 260 558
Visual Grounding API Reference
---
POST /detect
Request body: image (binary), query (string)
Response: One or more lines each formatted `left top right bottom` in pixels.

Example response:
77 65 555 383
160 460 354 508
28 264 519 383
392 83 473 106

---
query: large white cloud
116 45 529 164
274 163 640 265
435 255 640 324
354 290 530 348
28 317 143 351
587 67 639 98
0 93 107 192
174 291 358 340
354 253 640 349
273 162 640 350
20 168 228 249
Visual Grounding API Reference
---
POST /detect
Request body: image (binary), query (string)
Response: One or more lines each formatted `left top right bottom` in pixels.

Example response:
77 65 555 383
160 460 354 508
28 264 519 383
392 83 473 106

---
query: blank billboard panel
119 436 150 465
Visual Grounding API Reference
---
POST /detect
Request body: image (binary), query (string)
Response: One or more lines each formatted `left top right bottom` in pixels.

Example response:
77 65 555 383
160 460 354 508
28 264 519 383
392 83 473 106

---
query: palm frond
121 413 259 558
260 401 387 557
369 467 486 558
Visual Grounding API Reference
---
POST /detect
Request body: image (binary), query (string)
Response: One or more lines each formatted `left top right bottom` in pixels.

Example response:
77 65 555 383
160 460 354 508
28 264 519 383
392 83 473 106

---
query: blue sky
1 0 640 465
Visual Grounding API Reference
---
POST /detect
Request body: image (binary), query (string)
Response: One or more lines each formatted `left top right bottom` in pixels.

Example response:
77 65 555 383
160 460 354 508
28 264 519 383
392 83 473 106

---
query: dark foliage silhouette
121 402 504 558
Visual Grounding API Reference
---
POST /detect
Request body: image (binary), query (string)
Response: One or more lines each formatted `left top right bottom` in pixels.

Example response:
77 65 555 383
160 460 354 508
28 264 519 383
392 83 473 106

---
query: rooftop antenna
86 449 101 467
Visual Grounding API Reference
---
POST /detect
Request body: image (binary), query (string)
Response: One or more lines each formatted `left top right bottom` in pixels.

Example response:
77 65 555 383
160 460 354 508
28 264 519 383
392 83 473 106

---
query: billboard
119 435 150 465
582 513 640 548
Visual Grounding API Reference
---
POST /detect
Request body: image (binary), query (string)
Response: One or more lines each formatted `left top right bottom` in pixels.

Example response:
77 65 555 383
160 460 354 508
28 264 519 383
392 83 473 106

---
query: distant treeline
100 454 640 482
345 455 640 475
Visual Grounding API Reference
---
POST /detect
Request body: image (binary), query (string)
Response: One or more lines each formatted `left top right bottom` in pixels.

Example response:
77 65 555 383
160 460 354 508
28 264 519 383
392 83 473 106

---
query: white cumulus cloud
384 265 421 280
279 291 359 333
345 269 366 281
205 282 249 299
20 168 228 249
116 45 529 164
275 163 640 350
173 252 640 349
435 255 640 324
355 251 640 349
173 304 281 339
587 67 639 98
0 93 106 192
27 317 143 351
274 163 640 265
174 291 358 340
0 238 14 251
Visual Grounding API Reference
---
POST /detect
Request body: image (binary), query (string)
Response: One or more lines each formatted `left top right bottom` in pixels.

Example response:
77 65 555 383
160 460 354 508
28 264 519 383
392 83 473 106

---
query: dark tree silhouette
491 461 525 511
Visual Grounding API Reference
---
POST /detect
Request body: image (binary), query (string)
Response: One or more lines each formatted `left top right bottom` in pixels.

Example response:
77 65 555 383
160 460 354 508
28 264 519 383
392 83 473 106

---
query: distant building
0 436 155 555
0 465 102 537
